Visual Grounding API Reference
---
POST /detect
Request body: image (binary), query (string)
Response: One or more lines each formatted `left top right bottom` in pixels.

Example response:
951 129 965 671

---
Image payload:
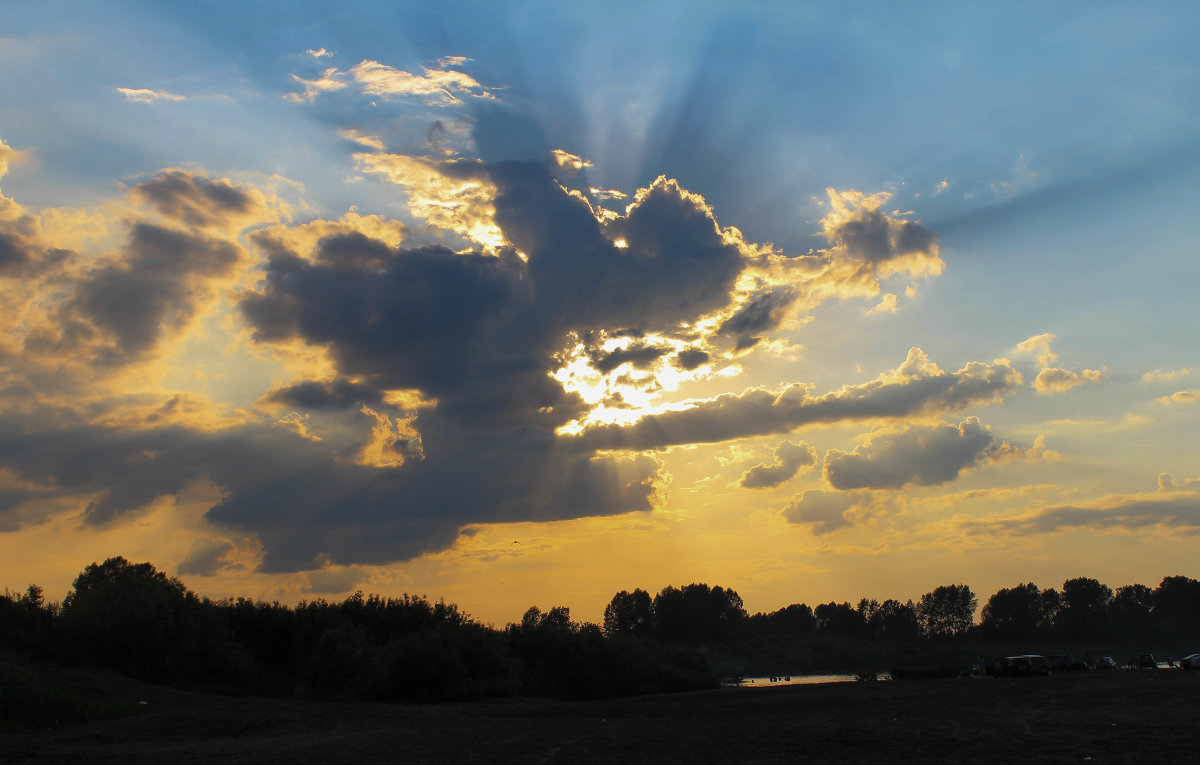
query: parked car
1180 653 1200 670
1048 654 1088 672
1097 656 1117 670
1002 655 1052 677
1139 653 1158 669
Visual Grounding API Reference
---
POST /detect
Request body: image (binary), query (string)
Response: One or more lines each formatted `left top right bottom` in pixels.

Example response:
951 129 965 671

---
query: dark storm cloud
0 233 32 273
262 379 385 410
574 350 1022 451
740 440 817 489
961 491 1200 536
71 223 241 359
243 159 750 432
673 349 710 370
130 170 255 229
0 231 71 279
718 288 795 350
823 418 1000 490
481 161 745 334
240 236 577 429
0 406 659 571
587 342 670 374
831 207 936 264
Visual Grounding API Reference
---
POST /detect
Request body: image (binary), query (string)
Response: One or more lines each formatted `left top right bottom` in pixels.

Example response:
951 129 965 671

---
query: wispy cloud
115 87 185 103
1143 368 1189 383
286 57 493 106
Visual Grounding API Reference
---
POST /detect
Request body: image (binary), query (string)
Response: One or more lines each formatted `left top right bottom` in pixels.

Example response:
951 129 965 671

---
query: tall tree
1153 575 1200 637
814 602 863 637
916 584 977 638
653 584 745 643
1056 577 1112 639
602 589 655 637
1110 583 1154 639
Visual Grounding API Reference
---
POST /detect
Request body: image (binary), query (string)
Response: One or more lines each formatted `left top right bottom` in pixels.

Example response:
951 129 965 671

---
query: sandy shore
4 666 1197 764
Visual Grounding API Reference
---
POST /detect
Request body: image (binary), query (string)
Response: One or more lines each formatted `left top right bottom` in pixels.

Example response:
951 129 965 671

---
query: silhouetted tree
980 583 1042 641
653 584 745 644
0 584 57 652
60 557 253 686
815 602 863 637
1110 583 1155 639
603 589 655 637
916 584 976 638
1153 575 1200 637
1056 577 1112 639
1039 587 1061 633
870 599 921 642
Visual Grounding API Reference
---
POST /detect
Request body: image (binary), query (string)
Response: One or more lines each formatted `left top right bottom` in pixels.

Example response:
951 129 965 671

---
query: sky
1 1 1198 626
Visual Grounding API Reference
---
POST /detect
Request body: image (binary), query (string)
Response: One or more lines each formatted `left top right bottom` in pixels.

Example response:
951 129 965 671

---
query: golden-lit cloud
355 153 506 249
349 60 492 104
867 292 899 314
287 58 492 106
1014 332 1057 366
961 477 1200 536
1033 367 1106 395
1142 368 1189 382
114 87 186 103
286 67 348 102
0 137 26 178
338 128 385 151
1158 389 1200 405
575 349 1022 451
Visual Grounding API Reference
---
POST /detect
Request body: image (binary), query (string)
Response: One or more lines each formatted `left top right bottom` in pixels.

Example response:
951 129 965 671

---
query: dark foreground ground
4 664 1197 764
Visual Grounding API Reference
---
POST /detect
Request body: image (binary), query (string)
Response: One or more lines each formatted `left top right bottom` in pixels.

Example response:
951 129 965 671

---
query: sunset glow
1 3 1198 627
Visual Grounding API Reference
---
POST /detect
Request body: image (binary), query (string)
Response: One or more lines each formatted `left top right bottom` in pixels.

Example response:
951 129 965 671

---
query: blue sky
1 2 1198 622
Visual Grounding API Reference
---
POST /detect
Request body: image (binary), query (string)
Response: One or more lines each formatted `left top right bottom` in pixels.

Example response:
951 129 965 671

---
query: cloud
177 537 236 577
1142 368 1189 382
575 348 1022 451
1014 332 1057 366
962 480 1200 537
867 292 898 315
64 222 242 362
1033 367 1105 395
115 87 185 103
0 145 972 573
783 490 884 534
338 128 385 151
740 440 817 488
306 48 333 58
129 169 274 231
287 67 348 103
1158 389 1200 405
287 58 492 106
1159 473 1200 491
261 379 385 411
0 137 26 178
823 417 1019 490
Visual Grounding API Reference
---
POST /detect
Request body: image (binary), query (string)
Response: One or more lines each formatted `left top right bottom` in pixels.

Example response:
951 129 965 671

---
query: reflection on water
724 673 892 687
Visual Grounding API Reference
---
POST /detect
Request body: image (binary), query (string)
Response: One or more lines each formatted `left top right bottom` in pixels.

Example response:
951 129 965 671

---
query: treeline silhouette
3 558 1199 705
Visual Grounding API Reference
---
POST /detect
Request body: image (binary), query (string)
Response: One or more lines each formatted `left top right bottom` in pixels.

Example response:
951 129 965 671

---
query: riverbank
3 663 1196 763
